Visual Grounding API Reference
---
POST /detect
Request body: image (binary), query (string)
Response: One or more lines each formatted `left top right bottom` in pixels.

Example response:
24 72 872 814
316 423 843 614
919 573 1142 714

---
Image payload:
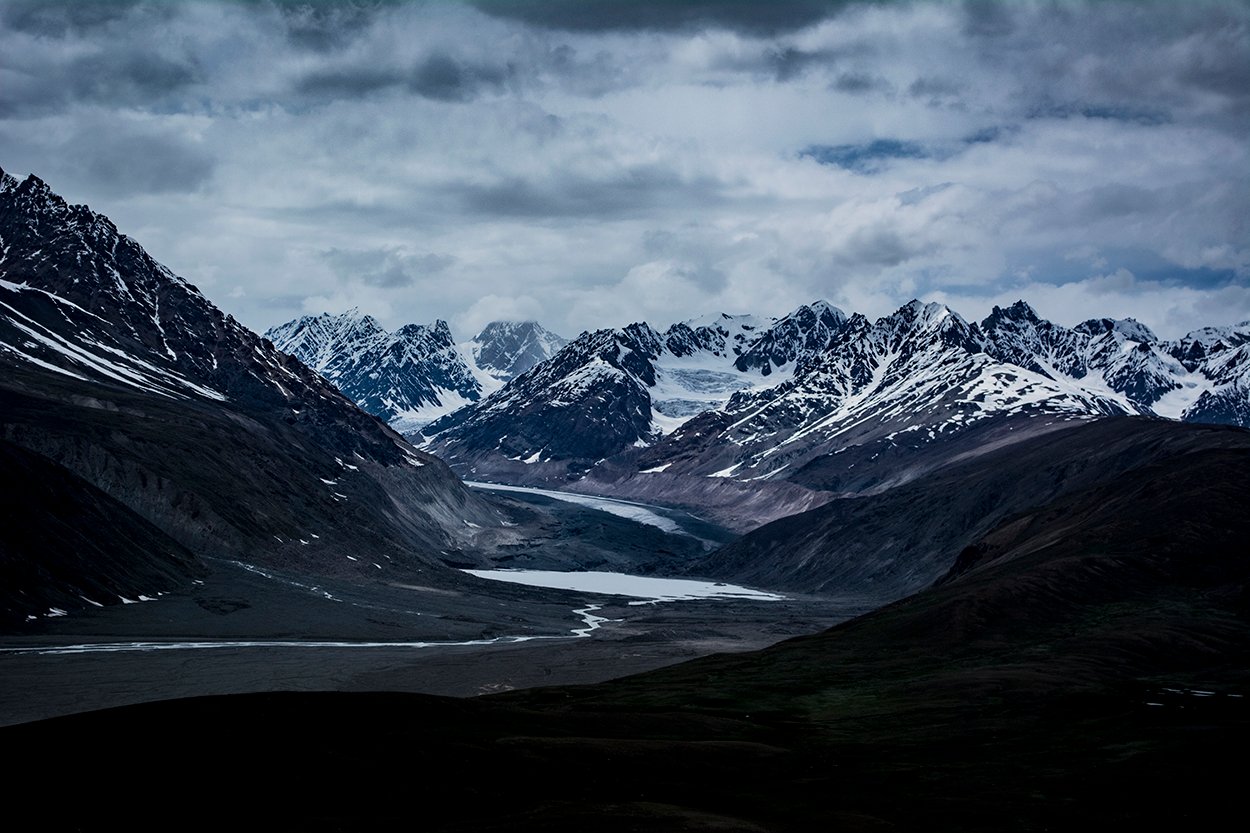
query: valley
1 493 866 727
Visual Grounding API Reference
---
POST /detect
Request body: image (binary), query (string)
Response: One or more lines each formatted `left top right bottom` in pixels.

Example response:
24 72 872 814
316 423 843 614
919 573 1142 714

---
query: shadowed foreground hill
5 424 1249 831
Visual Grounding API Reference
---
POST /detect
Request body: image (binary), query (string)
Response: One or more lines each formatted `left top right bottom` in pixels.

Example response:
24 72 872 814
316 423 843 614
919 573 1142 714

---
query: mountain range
397 296 1250 527
265 312 566 433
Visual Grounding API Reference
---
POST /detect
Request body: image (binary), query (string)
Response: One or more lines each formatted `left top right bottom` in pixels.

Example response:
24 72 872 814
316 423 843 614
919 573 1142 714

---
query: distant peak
984 300 1043 327
394 319 453 340
780 300 847 324
1075 317 1157 343
476 319 536 337
896 299 950 319
678 311 761 331
332 307 382 328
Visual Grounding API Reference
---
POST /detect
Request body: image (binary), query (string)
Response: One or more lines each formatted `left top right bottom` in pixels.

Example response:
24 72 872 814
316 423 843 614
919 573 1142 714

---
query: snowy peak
263 309 388 375
733 301 848 375
984 300 1044 327
1076 317 1158 344
266 313 567 432
664 312 762 359
881 300 980 351
1168 322 1250 370
267 312 481 433
421 321 666 468
981 301 1090 379
471 320 568 381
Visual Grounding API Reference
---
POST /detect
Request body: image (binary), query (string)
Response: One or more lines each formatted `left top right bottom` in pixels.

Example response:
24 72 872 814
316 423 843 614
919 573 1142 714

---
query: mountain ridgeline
0 168 502 623
265 312 566 433
399 296 1249 528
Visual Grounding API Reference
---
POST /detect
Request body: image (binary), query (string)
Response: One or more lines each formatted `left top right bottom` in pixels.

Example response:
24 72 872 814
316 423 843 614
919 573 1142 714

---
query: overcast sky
1 0 1247 340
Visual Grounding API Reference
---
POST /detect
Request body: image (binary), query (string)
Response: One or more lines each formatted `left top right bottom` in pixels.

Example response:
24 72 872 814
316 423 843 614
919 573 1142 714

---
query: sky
1 0 1247 341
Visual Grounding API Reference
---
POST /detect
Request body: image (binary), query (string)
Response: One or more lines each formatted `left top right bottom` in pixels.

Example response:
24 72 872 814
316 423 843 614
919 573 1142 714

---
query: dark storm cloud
0 111 212 198
324 247 456 289
296 66 405 99
907 76 965 107
0 58 199 118
45 122 216 198
76 135 213 197
831 71 891 95
959 0 1015 38
0 0 145 36
959 0 1250 134
842 226 918 268
452 166 727 220
408 54 513 102
268 0 384 52
705 44 842 82
470 0 863 35
1075 184 1160 221
0 22 199 118
69 51 201 105
295 55 514 103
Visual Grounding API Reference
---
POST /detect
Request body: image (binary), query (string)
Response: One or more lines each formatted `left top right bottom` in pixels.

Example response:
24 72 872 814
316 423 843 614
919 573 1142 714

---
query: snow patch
463 569 786 605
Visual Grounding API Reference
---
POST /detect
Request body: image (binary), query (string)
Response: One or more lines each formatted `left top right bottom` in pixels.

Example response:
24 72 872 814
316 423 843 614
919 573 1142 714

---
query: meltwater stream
3 604 609 656
5 575 780 656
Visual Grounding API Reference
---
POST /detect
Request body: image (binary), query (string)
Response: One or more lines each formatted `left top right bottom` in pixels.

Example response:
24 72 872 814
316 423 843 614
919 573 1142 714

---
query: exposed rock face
266 312 566 432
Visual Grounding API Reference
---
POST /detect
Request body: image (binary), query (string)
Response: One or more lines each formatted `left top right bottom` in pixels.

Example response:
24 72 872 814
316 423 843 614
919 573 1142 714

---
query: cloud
324 247 456 289
457 293 546 336
0 113 215 197
470 0 860 36
296 66 404 99
271 1 384 52
831 70 891 94
0 0 1244 342
568 258 732 329
408 53 512 102
452 164 727 220
0 0 145 37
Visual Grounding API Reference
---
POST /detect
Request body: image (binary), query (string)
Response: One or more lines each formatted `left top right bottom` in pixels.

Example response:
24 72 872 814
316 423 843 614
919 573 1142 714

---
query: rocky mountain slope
266 311 565 433
0 167 500 624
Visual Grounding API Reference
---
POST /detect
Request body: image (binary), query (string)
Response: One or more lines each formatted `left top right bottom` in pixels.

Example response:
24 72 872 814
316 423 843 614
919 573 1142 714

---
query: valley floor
0 544 870 727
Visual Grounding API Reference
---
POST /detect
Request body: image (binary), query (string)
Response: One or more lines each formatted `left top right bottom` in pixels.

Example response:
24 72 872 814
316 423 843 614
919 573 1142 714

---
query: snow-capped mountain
265 312 565 433
470 320 569 381
640 301 1131 485
422 296 1250 521
420 302 847 472
0 167 498 622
